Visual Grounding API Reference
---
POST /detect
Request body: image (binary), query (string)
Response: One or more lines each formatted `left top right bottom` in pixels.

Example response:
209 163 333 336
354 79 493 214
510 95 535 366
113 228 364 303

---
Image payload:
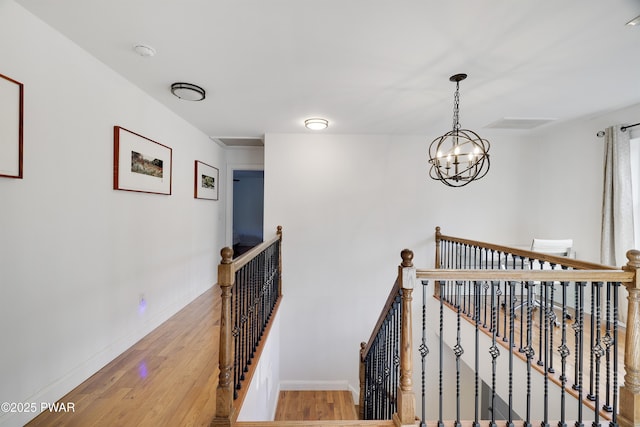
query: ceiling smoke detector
133 44 156 57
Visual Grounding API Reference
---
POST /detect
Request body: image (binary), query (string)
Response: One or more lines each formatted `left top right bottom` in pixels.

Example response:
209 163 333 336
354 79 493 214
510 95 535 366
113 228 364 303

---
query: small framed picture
0 73 24 179
113 126 172 195
194 160 219 200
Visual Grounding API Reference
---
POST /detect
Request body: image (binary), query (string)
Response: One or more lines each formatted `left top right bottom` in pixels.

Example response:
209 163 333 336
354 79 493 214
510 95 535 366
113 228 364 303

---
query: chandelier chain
452 81 460 132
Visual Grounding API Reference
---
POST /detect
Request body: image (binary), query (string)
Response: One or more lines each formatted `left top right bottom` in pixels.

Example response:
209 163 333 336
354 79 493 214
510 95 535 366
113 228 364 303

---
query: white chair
530 238 574 258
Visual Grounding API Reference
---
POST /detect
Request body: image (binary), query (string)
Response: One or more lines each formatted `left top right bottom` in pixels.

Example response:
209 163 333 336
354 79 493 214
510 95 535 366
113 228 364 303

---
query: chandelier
428 74 490 187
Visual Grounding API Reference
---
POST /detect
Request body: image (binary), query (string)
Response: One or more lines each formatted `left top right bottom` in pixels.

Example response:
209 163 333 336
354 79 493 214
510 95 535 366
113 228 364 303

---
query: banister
436 226 618 271
211 226 283 427
359 249 417 424
417 269 634 283
432 227 640 427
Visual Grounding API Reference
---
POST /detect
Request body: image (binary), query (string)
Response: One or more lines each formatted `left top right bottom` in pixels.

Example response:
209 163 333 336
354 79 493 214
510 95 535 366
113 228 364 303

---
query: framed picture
114 126 172 195
194 160 219 200
0 73 24 179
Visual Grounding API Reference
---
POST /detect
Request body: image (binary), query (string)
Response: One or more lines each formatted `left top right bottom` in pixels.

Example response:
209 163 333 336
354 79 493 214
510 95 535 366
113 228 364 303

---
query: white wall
263 132 534 396
0 2 226 426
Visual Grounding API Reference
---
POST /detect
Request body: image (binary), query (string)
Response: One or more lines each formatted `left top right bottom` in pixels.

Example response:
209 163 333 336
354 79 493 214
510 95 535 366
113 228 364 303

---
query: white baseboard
279 380 351 391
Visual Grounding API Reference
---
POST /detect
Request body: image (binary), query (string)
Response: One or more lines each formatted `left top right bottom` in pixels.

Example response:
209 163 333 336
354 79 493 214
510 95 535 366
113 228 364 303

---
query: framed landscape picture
0 73 24 179
113 126 172 195
194 160 219 200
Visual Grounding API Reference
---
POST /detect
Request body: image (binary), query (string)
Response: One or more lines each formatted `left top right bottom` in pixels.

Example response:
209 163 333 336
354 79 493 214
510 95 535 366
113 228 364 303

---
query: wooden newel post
620 249 640 427
394 249 417 427
211 247 236 427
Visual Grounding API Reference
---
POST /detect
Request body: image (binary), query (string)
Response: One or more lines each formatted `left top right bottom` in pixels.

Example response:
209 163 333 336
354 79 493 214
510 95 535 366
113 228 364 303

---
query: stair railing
211 226 283 427
360 249 416 425
430 226 640 427
361 228 640 427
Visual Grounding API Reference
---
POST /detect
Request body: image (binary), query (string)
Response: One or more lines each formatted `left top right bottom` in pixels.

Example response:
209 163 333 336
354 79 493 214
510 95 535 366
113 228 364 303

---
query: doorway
232 170 264 256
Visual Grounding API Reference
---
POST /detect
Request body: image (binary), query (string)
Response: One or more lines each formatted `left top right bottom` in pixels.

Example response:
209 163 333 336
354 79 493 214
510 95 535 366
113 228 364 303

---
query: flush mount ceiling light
427 73 490 187
170 82 206 101
304 118 329 130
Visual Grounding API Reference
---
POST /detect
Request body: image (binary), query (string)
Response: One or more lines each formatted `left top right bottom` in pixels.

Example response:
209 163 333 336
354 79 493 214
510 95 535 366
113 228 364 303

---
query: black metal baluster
420 281 429 427
463 245 468 316
454 290 464 427
548 264 557 374
537 275 544 367
575 281 585 427
587 281 596 401
592 282 604 427
507 279 515 427
519 256 526 353
483 281 489 328
612 281 619 427
496 252 502 338
603 281 613 413
232 277 239 398
524 279 534 427
503 260 509 342
572 280 581 392
542 281 550 427
558 280 570 427
489 278 499 427
473 281 480 427
438 283 444 427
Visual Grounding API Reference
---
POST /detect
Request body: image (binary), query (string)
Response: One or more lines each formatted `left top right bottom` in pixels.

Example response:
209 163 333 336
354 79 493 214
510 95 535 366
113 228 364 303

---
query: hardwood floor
274 391 359 421
24 281 625 426
27 286 222 427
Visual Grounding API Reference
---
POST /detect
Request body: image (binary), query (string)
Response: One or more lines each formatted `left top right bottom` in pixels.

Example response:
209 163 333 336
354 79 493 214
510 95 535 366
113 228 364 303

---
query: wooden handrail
436 226 618 271
416 268 634 283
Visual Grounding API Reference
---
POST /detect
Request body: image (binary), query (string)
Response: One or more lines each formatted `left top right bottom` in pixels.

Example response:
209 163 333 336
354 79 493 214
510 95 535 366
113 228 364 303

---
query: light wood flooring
274 390 358 421
25 287 364 427
27 286 222 427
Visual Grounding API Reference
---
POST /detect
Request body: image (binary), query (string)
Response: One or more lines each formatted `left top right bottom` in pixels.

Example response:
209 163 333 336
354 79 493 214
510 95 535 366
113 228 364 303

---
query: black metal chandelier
428 74 490 187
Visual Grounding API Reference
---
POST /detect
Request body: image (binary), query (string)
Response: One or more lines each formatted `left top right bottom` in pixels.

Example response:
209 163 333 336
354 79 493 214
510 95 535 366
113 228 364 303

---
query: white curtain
600 125 634 267
600 125 634 322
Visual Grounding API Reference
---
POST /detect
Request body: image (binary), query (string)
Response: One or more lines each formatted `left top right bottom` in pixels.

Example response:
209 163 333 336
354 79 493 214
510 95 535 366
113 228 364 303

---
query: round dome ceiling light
170 82 206 101
133 44 156 57
304 118 329 130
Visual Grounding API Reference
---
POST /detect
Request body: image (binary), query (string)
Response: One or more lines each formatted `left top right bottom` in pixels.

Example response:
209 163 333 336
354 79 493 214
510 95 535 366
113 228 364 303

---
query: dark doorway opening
232 170 264 257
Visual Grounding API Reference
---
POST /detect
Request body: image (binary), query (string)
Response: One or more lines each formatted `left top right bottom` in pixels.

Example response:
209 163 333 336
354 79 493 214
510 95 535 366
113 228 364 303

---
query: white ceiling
15 0 640 141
